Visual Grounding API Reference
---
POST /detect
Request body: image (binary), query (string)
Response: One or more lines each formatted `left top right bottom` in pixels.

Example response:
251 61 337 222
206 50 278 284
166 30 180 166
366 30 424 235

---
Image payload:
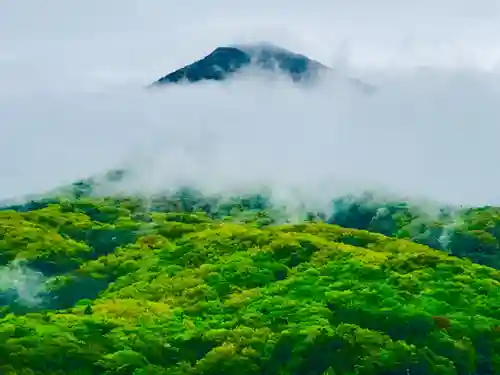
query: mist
0 260 47 307
2 0 500 209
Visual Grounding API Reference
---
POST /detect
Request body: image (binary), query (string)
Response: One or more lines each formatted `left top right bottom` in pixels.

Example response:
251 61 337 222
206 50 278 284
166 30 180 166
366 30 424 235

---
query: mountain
3 175 500 374
4 173 500 271
151 42 375 92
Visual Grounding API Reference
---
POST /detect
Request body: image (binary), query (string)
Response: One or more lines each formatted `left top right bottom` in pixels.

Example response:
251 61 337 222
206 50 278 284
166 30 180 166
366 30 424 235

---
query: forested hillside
1 190 500 374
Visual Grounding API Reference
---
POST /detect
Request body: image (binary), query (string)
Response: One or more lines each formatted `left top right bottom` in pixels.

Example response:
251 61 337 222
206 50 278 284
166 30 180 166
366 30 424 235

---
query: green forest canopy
2 182 500 374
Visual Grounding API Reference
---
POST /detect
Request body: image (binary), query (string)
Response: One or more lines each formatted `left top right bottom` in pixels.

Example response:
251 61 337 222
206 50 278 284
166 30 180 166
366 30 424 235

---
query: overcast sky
2 0 500 91
1 0 500 207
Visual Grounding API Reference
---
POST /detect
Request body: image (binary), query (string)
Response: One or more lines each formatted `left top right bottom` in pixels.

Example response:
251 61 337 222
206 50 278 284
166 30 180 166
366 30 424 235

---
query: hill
2 192 500 374
150 42 375 92
5 172 500 270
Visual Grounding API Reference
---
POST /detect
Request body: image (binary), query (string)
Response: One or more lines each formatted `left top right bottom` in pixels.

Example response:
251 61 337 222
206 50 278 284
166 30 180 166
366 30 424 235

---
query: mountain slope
1 196 500 374
152 43 327 85
151 43 375 92
4 176 500 271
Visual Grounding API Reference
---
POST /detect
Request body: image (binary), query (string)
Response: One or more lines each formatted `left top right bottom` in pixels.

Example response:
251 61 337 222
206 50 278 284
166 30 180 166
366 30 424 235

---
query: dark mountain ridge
151 42 375 92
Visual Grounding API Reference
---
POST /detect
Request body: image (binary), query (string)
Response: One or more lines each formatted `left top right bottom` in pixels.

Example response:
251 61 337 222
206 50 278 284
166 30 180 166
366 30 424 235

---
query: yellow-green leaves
1 197 500 374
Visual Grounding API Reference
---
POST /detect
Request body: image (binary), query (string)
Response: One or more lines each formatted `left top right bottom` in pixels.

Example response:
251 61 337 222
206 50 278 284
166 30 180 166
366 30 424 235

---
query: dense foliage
2 186 500 374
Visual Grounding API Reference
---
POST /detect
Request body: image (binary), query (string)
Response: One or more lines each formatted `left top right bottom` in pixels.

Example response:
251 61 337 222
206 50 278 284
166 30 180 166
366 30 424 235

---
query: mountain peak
152 43 329 86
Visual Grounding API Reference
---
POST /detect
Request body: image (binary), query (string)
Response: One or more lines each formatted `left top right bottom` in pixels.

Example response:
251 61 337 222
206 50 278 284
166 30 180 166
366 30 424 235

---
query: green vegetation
2 187 500 374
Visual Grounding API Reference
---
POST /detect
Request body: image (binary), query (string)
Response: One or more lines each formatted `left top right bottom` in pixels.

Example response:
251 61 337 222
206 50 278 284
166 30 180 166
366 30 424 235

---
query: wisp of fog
0 260 47 307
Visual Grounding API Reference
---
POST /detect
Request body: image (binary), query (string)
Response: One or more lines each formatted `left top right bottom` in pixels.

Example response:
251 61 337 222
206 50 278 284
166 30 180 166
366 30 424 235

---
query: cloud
1 0 500 209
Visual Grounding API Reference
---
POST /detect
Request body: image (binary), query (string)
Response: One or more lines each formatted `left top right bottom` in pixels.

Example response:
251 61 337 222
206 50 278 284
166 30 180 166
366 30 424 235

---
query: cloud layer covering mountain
1 0 500 208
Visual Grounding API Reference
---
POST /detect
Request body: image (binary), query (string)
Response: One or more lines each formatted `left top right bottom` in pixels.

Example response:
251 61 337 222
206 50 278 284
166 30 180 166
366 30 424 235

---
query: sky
1 0 500 207
2 0 500 91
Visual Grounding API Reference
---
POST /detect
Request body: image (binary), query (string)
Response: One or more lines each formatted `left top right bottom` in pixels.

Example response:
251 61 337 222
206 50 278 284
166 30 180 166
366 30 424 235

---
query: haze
1 0 500 207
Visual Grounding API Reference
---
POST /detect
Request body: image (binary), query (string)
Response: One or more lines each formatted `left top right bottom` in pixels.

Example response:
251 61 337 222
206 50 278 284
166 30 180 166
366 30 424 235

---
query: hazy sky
2 0 500 91
1 0 500 207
